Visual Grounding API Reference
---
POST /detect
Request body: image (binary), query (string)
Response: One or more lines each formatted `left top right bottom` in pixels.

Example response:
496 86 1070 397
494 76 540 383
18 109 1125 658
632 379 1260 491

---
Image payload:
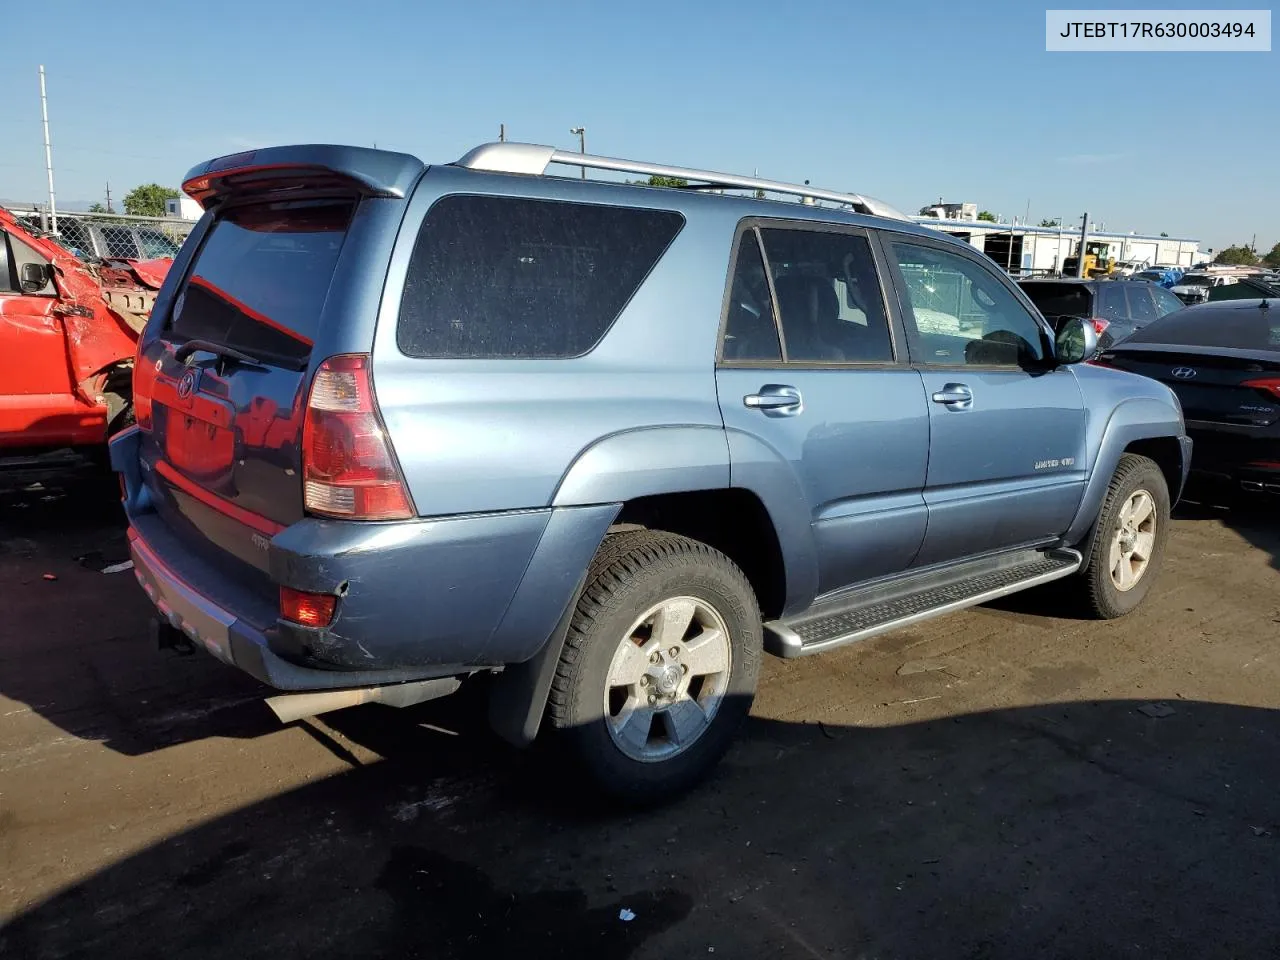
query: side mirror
1053 316 1098 365
19 262 52 293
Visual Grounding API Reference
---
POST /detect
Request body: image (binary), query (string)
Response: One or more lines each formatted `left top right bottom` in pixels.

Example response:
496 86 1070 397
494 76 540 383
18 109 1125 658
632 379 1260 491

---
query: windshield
1178 275 1211 287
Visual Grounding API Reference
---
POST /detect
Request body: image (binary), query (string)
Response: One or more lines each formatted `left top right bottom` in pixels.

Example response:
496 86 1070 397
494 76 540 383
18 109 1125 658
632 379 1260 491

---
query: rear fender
551 425 732 506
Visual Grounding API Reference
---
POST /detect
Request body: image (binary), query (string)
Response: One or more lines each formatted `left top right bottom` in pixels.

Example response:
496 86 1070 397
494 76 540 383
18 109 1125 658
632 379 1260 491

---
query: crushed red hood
102 257 173 290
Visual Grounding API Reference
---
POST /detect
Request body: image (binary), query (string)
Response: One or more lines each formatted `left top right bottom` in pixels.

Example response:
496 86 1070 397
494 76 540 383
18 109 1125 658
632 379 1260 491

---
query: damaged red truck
0 207 173 479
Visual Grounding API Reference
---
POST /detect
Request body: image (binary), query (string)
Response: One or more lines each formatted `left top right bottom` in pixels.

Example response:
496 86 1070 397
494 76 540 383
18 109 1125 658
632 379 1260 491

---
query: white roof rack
452 142 911 222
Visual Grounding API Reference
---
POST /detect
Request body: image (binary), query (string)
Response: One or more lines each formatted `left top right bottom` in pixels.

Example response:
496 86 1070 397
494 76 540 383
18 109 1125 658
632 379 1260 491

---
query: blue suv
111 142 1191 802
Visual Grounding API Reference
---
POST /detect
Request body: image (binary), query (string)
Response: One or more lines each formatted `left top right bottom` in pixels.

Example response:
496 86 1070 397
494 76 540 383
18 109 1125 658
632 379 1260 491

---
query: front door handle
744 384 802 416
931 383 973 409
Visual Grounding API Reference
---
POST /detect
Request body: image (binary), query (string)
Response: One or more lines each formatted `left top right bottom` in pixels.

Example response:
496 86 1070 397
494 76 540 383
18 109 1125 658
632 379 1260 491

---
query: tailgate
138 198 355 574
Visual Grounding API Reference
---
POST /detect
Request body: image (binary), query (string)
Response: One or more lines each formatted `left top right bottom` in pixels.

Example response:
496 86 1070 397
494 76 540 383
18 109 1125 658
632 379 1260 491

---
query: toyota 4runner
110 142 1191 802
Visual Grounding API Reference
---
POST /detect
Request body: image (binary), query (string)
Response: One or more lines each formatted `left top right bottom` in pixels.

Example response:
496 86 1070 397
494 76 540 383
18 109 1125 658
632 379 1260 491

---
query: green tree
1159 232 1169 238
643 175 689 188
977 210 998 222
88 202 106 213
1214 245 1259 266
1038 218 1060 227
123 183 179 217
1262 242 1280 268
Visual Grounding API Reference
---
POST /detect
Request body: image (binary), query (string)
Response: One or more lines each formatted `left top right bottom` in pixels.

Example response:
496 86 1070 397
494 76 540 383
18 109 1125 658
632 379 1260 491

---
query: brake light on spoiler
302 354 414 520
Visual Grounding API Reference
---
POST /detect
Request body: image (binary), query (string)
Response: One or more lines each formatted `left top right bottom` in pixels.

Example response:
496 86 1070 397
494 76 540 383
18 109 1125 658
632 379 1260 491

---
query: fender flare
1064 396 1189 560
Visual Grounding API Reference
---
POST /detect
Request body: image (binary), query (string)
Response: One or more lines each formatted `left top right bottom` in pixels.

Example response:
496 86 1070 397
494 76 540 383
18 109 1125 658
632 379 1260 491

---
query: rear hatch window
1020 283 1092 319
396 196 684 358
169 199 352 364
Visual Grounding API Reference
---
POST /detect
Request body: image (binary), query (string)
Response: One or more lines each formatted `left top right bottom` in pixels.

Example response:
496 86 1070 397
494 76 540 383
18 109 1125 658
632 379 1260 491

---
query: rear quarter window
396 195 684 359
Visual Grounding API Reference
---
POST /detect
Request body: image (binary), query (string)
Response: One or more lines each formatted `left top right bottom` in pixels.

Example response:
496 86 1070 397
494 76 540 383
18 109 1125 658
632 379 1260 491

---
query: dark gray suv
110 141 1191 802
1019 278 1186 350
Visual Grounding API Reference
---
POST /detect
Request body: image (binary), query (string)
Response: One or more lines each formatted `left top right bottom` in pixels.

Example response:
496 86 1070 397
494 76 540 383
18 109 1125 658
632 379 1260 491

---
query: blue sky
1 0 1274 253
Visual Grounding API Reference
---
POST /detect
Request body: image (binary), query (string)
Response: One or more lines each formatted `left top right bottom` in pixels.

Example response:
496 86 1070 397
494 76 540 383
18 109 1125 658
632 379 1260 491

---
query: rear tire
1070 454 1171 619
547 530 762 805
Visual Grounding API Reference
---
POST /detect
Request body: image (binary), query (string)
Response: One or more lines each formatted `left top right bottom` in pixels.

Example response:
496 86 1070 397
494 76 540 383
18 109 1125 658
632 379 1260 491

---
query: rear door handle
931 383 973 409
744 385 802 416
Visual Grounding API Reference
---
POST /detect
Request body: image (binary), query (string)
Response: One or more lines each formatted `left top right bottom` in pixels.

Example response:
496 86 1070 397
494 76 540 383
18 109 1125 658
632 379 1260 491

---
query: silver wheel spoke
1117 554 1136 590
609 638 655 687
664 698 708 746
681 628 728 677
1109 537 1125 580
614 697 655 753
652 599 697 650
1130 492 1155 526
1132 531 1155 562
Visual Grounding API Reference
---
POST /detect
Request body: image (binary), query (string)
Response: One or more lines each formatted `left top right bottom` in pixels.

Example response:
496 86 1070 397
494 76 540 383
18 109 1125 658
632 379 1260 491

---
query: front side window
1151 286 1186 316
0 233 14 293
758 228 893 363
890 240 1046 367
6 232 55 296
398 196 684 359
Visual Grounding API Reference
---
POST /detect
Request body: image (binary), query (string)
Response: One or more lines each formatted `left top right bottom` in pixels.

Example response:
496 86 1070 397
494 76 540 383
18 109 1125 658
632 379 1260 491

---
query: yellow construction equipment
1062 241 1115 278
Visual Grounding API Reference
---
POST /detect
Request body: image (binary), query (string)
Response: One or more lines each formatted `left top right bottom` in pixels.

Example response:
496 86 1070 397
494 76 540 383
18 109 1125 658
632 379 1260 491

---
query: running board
764 548 1082 658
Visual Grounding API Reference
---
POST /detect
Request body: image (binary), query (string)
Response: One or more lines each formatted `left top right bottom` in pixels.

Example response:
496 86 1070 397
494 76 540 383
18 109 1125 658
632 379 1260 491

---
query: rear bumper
111 426 620 691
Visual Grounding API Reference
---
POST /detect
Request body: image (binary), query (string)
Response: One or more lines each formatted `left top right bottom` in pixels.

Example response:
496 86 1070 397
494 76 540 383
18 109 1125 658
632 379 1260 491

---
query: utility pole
499 123 506 142
570 126 585 179
1077 211 1089 278
105 181 113 213
38 65 58 233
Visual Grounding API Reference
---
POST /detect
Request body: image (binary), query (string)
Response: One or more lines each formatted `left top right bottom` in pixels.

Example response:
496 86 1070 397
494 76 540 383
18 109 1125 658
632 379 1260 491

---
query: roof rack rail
452 142 911 222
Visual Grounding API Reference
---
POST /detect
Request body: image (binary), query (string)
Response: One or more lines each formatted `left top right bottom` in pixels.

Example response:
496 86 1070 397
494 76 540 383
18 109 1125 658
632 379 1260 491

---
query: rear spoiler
182 144 426 209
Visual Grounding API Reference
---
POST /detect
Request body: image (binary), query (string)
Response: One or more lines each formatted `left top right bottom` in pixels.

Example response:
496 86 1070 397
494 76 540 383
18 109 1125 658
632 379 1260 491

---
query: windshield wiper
174 338 266 368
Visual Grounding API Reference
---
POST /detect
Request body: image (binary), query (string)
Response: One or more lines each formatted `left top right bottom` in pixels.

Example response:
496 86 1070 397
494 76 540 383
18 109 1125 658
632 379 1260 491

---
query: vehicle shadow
3 696 1279 960
0 474 277 756
1176 495 1280 574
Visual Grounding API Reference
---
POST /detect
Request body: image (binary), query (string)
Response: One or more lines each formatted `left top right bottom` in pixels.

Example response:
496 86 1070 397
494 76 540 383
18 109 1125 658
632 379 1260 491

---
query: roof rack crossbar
452 142 910 221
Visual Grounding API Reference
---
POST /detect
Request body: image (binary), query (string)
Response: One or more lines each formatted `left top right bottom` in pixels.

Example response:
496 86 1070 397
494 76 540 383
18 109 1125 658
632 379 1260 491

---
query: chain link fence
8 207 197 262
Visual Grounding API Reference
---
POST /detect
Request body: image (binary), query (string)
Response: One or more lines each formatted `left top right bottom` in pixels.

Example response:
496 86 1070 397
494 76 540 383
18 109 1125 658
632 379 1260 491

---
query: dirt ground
1 475 1278 960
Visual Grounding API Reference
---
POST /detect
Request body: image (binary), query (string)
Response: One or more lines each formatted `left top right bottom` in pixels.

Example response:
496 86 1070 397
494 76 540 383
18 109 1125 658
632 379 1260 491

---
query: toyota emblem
1171 367 1197 380
177 369 198 399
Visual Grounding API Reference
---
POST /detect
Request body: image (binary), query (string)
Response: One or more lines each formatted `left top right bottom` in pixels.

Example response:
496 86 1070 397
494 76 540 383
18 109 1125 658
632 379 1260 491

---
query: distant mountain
0 199 99 213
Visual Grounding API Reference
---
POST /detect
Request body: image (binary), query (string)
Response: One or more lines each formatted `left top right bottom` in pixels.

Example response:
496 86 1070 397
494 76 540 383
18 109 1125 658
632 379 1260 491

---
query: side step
764 547 1082 658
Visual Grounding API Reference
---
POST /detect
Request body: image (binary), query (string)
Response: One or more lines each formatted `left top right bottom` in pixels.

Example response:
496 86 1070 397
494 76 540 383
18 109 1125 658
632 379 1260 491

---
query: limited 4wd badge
1034 457 1076 470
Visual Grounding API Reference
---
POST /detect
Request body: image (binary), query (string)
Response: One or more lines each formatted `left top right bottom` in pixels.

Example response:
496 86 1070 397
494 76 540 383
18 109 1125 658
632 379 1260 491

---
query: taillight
1091 318 1110 335
134 341 155 430
1241 377 1280 400
279 586 336 627
301 354 414 520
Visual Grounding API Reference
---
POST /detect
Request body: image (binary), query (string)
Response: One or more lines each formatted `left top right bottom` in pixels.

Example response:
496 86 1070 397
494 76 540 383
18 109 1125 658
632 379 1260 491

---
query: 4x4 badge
1172 367 1197 379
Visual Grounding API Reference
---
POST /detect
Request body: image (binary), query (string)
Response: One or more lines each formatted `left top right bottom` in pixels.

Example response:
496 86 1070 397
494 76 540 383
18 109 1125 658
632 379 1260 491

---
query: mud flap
487 572 587 747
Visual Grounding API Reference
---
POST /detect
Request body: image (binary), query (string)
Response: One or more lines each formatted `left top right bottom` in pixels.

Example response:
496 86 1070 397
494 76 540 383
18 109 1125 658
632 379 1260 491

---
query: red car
0 207 172 478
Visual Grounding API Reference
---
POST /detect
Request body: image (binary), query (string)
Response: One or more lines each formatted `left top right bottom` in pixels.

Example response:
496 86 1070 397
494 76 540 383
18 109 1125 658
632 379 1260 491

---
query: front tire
547 530 762 805
1073 454 1171 619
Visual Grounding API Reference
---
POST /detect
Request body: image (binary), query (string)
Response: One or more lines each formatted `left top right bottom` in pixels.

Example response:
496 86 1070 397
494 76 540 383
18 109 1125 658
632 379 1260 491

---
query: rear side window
397 196 684 359
1095 284 1127 321
170 199 354 363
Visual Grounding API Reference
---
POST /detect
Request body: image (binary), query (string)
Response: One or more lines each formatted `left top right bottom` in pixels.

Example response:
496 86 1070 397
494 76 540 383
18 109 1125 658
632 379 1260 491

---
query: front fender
1064 396 1188 546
